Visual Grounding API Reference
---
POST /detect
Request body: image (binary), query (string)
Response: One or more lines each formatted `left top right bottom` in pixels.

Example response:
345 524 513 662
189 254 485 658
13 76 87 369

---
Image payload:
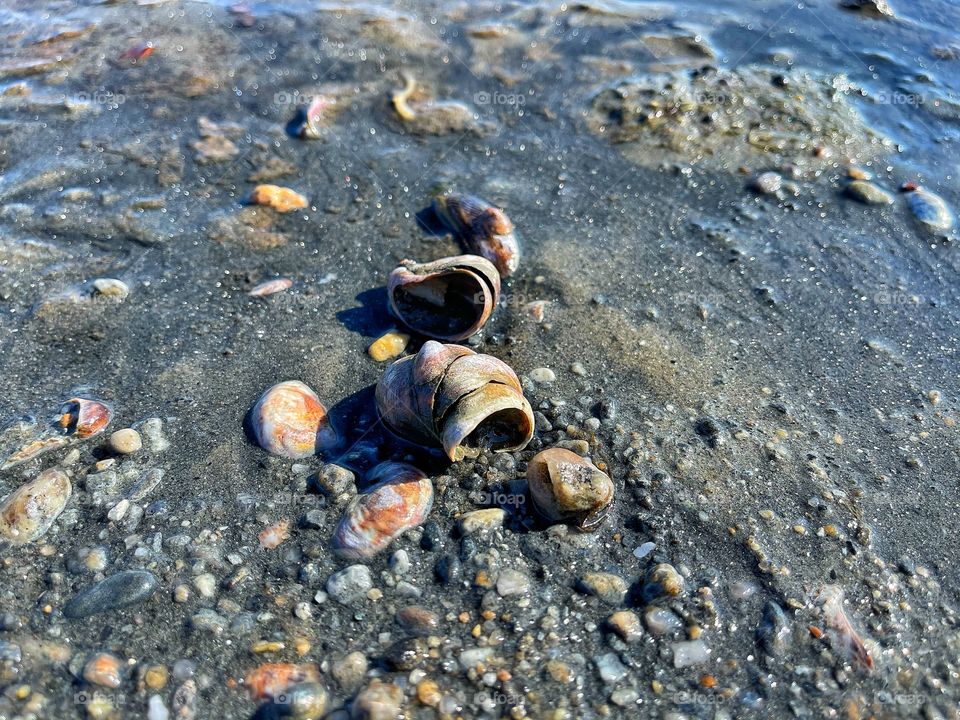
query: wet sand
0 0 959 718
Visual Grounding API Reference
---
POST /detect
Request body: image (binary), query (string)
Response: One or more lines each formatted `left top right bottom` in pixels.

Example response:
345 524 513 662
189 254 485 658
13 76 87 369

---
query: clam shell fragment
375 341 534 462
59 397 113 439
250 380 337 458
526 448 614 531
432 193 521 277
332 462 434 559
0 467 72 545
387 255 500 341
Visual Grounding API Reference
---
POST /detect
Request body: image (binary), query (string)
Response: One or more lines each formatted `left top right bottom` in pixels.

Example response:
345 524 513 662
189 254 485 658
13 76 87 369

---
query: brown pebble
249 184 308 213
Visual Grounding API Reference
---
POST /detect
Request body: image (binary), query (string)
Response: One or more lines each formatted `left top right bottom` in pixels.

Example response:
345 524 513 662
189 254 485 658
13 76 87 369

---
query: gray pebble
326 564 372 605
63 570 158 619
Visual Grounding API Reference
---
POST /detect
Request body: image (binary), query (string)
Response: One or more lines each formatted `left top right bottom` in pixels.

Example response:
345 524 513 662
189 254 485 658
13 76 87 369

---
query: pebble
396 605 439 635
192 574 217 598
128 469 163 502
311 464 356 499
91 278 130 300
351 681 403 720
607 610 643 643
576 572 628 605
249 184 308 213
368 330 410 362
82 652 122 688
389 549 410 575
459 508 506 535
0 467 71 545
751 171 782 195
109 428 142 455
148 695 169 720
643 606 684 636
633 541 656 559
672 639 710 668
641 563 686 603
594 652 628 684
529 367 556 383
906 187 955 231
332 651 368 690
326 565 373 605
610 687 640 707
248 278 293 297
287 682 329 720
845 180 893 205
190 609 226 634
496 568 531 597
526 448 614 531
63 570 158 619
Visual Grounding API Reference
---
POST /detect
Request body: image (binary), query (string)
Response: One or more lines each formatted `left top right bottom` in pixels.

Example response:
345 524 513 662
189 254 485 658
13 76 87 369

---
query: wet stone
496 569 531 597
845 180 894 205
326 565 372 605
751 171 782 195
594 652 628 684
63 570 158 619
577 572 628 605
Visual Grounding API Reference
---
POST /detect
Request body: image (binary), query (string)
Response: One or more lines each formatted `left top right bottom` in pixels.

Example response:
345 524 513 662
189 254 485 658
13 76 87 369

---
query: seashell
432 193 520 277
248 278 293 297
83 652 123 688
387 255 500 341
59 397 113 439
249 184 308 213
259 519 290 549
1 436 70 471
905 187 954 231
245 663 321 702
526 448 613 531
0 467 72 545
375 341 534 462
299 95 334 139
250 381 337 458
332 462 433 559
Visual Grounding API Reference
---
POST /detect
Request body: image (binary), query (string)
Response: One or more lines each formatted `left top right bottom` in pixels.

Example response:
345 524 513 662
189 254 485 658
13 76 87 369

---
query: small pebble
751 171 782 195
529 367 556 384
91 278 130 300
83 652 122 688
63 570 158 619
368 330 410 362
109 428 143 455
326 565 373 605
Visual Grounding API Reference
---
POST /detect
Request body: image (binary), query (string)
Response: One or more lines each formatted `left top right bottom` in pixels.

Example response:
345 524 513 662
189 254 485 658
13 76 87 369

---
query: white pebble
529 367 556 383
109 429 142 455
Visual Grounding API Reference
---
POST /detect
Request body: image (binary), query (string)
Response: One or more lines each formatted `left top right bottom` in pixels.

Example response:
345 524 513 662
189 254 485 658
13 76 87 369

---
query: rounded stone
109 429 143 455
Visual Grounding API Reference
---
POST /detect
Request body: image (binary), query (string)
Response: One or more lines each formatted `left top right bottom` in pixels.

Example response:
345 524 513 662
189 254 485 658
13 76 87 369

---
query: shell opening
392 272 488 339
464 406 532 452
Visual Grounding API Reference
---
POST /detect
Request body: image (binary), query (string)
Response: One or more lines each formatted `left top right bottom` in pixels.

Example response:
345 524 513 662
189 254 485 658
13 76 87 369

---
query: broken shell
387 255 500 341
59 397 113 439
332 462 434 559
375 341 534 462
0 467 72 545
250 381 337 458
1 436 71 471
432 193 520 277
245 663 321 702
299 95 334 139
249 184 308 213
526 448 613 531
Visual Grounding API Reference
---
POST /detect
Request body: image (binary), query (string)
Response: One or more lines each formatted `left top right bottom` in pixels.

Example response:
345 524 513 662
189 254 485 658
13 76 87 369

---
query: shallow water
0 0 958 718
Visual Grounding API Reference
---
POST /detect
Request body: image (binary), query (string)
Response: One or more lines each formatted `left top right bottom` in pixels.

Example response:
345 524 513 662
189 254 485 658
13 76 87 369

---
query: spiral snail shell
375 341 534 462
432 192 520 277
387 255 500 341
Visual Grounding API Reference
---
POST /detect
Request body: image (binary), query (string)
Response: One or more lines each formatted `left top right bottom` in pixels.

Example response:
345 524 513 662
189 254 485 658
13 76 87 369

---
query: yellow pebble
417 679 442 706
368 330 410 362
251 640 285 654
144 665 169 690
